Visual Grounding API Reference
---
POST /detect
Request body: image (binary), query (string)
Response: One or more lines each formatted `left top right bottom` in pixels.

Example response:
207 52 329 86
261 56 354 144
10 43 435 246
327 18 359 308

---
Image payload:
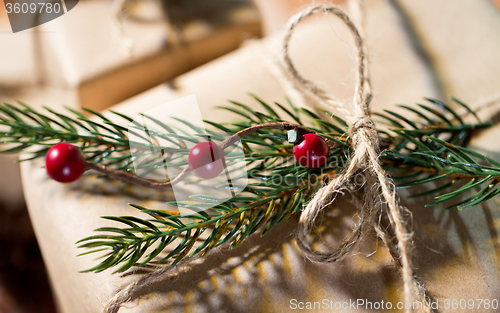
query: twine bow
104 4 435 313
282 4 428 313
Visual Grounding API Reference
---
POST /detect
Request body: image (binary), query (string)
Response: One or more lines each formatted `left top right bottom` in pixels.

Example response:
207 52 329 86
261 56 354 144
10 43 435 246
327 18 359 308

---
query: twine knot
349 116 378 149
349 116 375 134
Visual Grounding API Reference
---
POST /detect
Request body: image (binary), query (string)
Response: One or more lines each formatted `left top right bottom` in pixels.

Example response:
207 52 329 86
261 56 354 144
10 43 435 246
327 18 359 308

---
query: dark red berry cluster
45 132 329 184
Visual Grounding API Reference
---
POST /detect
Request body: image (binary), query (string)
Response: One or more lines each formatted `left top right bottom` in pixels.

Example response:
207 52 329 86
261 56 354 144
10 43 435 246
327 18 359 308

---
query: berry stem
219 122 317 149
84 162 191 189
83 122 388 188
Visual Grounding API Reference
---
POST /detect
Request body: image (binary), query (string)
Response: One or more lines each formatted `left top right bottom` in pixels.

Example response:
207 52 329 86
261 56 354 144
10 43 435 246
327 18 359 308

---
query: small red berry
188 141 226 179
45 143 86 183
293 133 329 169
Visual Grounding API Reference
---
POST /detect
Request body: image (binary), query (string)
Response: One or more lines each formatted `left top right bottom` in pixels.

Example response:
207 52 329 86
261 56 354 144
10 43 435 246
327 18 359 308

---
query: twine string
281 4 425 313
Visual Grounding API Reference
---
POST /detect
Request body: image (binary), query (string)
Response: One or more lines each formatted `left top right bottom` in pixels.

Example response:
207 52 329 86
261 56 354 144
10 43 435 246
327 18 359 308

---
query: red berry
188 141 226 179
293 134 329 169
45 143 86 183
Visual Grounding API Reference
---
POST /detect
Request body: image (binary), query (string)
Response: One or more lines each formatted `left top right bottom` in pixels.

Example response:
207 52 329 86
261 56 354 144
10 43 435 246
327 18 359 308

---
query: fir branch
0 96 497 273
389 137 500 209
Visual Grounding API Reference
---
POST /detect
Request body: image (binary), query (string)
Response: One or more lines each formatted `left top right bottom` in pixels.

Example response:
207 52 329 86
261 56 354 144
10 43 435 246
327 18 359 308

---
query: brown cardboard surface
20 0 500 312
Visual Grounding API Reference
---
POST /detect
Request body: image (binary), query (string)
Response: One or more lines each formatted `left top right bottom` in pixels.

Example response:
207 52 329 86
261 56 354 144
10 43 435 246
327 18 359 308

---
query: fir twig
0 96 496 273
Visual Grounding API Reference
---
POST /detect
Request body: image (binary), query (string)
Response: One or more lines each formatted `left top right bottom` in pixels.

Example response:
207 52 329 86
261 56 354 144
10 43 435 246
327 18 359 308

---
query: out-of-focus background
0 0 499 312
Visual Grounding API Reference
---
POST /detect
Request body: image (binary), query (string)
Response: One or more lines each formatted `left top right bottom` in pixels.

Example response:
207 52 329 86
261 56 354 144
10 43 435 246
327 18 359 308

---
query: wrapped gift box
28 0 261 111
19 0 500 312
